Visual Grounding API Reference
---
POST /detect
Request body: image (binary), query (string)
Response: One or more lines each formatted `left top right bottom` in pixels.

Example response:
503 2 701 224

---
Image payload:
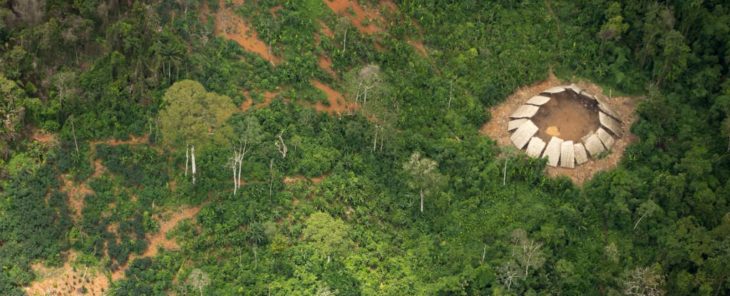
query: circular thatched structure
507 84 623 168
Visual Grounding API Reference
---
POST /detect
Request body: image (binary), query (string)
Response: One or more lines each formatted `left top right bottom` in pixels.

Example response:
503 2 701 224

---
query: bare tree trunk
71 120 79 156
503 157 509 186
185 146 189 177
269 159 274 199
633 211 650 230
481 244 487 264
191 145 196 184
276 132 287 158
237 152 243 191
448 80 453 109
254 246 258 269
232 157 238 195
372 126 378 151
343 28 347 53
420 189 424 213
379 128 384 151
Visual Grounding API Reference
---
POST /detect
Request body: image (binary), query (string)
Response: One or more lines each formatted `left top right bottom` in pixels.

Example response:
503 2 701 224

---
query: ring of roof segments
507 84 623 168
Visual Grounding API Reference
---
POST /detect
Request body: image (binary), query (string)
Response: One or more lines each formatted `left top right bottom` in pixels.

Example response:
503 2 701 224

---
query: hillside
0 1 729 295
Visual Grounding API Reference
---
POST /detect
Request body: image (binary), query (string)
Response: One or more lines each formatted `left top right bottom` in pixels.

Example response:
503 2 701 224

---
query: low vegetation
0 0 728 295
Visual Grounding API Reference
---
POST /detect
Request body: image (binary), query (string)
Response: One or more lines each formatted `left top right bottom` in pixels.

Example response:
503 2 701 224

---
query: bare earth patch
311 80 359 115
31 129 57 145
283 175 327 185
532 92 600 142
324 0 385 34
318 55 336 77
111 205 202 280
407 39 427 56
25 251 109 296
60 174 93 221
480 72 638 185
241 90 280 111
213 0 280 64
319 21 335 38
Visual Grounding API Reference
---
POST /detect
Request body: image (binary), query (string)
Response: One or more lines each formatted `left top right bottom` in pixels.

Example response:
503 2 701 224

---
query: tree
0 74 39 159
158 80 236 184
723 117 730 152
302 212 351 264
497 229 546 292
598 2 629 41
510 229 546 278
402 152 446 213
623 266 666 296
633 200 662 230
4 0 45 26
50 70 78 110
186 268 211 296
345 65 398 152
227 114 264 195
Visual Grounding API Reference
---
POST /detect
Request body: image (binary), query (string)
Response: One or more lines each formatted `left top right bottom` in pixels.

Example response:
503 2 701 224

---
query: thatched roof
510 120 538 149
573 143 588 165
542 136 564 167
560 140 575 168
510 104 540 119
525 137 546 157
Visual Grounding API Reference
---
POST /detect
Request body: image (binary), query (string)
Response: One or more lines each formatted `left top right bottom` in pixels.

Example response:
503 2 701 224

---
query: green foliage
96 143 169 188
0 164 71 293
159 80 237 148
0 0 728 295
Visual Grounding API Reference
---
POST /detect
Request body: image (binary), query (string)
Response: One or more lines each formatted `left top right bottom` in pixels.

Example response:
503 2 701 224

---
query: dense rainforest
0 0 729 295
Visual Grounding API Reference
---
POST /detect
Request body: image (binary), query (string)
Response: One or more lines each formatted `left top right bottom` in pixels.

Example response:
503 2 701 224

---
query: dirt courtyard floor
480 72 639 185
532 91 601 142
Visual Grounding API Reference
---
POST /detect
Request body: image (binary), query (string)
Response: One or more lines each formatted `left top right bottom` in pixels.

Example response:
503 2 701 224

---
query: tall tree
402 152 446 213
158 80 236 184
0 74 39 159
302 212 351 264
227 114 264 195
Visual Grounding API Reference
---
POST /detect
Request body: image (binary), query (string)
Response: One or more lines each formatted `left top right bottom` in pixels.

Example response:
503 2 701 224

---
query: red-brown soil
319 21 335 37
311 80 359 115
241 90 280 111
31 129 57 145
283 175 327 185
318 55 336 77
25 251 110 296
407 39 427 56
213 0 280 64
324 0 384 34
111 206 201 280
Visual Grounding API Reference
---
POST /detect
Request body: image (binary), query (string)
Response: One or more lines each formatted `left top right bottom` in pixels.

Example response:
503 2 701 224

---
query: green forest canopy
0 0 729 295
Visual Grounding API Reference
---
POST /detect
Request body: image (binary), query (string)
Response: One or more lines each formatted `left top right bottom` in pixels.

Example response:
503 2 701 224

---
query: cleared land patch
213 0 280 64
480 73 638 185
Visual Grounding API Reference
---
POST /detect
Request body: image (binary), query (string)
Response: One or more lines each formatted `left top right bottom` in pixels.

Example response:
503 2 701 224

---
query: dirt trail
311 80 359 115
408 39 427 56
60 174 93 221
319 21 334 37
31 129 57 145
324 0 384 34
90 134 148 147
283 174 327 185
480 72 638 185
213 0 280 64
241 90 280 111
25 206 202 294
318 55 336 77
111 205 202 280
